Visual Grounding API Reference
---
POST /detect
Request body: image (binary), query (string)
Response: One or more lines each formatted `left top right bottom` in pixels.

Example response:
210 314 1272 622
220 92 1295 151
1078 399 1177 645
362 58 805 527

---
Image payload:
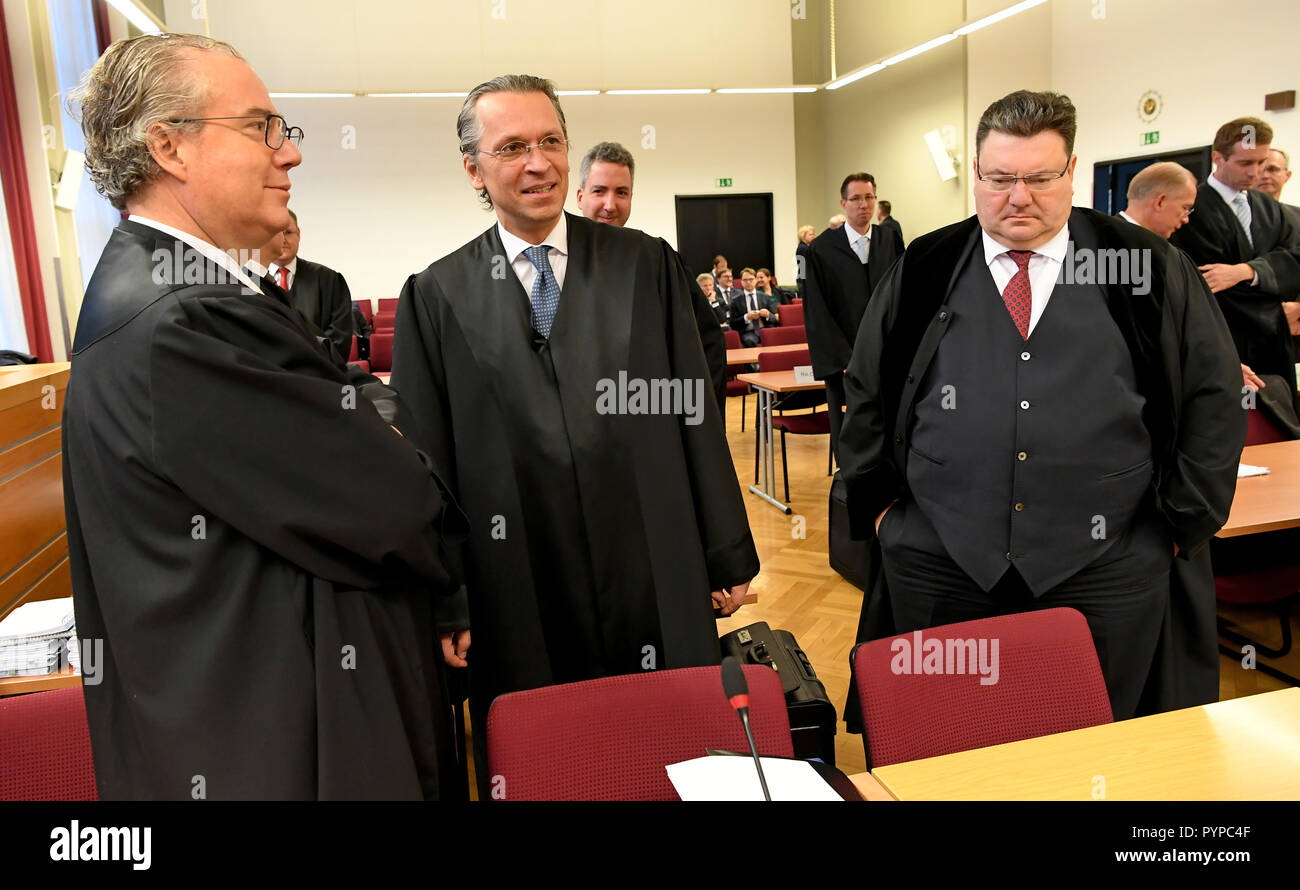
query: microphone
721 655 771 801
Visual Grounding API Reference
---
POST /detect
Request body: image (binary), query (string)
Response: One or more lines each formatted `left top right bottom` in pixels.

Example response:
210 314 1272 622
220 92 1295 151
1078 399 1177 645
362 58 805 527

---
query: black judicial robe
289 257 355 364
1170 185 1300 394
838 210 1243 730
391 213 759 729
63 220 467 799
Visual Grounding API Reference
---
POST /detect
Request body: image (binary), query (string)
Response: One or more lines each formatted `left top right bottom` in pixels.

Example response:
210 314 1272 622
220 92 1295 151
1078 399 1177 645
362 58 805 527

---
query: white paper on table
666 755 843 801
1238 463 1270 478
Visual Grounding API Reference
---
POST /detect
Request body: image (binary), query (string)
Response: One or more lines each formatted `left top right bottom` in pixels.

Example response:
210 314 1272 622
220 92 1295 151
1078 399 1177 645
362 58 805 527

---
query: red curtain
0 0 53 361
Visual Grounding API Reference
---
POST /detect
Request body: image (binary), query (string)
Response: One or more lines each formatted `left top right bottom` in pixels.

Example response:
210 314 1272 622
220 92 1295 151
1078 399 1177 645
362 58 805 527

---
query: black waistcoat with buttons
906 241 1153 595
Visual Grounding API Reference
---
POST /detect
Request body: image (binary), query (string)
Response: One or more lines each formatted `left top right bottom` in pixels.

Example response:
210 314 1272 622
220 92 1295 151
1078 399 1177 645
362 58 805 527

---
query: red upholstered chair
371 312 396 333
353 300 373 322
377 298 399 314
347 335 359 363
723 329 751 431
1213 405 1300 683
486 665 793 800
777 302 803 328
0 686 98 800
760 325 806 346
758 346 831 501
852 608 1112 769
369 331 394 372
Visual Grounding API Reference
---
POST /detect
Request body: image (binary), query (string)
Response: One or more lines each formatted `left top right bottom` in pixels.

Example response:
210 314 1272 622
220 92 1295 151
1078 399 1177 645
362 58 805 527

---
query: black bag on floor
719 621 837 765
829 471 872 590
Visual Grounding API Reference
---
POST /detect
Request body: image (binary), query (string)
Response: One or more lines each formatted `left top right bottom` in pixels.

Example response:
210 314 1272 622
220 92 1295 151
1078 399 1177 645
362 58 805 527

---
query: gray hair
1127 161 1196 204
975 90 1077 160
457 74 568 210
1272 147 1291 169
578 141 635 188
69 33 242 211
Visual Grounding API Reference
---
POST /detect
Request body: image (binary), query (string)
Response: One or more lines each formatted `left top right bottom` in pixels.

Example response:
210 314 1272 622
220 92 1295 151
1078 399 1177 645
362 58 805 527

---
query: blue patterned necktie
1232 193 1254 248
523 245 560 338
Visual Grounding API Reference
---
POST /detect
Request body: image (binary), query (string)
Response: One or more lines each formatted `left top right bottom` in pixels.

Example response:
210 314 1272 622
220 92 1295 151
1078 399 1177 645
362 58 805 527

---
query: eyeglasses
169 114 304 150
843 195 876 204
477 135 568 163
976 159 1070 191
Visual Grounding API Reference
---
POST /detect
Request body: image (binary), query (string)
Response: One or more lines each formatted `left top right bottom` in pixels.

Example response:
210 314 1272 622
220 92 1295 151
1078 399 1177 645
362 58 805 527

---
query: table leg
747 387 791 514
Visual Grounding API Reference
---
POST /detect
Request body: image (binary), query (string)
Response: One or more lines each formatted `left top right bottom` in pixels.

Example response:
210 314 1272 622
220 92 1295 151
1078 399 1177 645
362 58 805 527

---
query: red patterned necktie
276 267 289 290
1001 250 1034 340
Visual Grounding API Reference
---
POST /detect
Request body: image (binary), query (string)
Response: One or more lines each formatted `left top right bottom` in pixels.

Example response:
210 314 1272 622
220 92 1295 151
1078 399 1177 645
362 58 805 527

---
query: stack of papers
666 755 843 801
0 598 77 678
1238 463 1270 478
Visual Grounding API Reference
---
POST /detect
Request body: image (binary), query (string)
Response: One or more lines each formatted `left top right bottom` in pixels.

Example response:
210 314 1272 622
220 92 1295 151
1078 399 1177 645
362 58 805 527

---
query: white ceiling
162 0 798 92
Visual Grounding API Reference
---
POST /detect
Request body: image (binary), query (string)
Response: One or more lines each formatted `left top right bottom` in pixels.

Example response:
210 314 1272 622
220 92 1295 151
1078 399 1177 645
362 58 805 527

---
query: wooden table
1218 439 1300 537
725 343 807 366
867 687 1300 800
735 370 825 514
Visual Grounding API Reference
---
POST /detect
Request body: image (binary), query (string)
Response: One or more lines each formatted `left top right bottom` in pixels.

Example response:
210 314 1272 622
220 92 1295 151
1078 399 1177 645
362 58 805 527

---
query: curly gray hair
457 74 568 211
69 33 242 211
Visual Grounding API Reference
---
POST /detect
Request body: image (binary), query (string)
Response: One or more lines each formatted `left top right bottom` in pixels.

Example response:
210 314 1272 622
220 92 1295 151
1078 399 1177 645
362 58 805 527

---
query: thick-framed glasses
169 114 304 150
477 135 567 163
976 159 1070 191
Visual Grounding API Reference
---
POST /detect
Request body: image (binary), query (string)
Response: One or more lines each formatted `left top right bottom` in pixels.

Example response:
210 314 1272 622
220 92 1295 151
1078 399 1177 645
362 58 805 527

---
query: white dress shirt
497 215 568 294
981 223 1071 338
1117 210 1140 227
844 221 871 263
128 214 263 294
1207 172 1259 285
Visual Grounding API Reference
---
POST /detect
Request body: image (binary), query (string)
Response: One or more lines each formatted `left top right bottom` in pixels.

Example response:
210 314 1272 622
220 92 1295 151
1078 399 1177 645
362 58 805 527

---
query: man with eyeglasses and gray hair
63 33 468 800
391 74 759 795
838 89 1243 727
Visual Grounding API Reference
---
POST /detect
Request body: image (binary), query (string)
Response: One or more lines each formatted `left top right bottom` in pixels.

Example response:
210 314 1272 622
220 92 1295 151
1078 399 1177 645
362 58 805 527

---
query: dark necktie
1001 250 1034 340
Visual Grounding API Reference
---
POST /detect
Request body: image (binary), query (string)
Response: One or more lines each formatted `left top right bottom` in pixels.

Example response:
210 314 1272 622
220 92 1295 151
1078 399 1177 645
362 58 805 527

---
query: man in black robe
64 34 465 800
800 172 904 460
574 140 727 418
265 210 356 363
391 75 759 791
1170 117 1300 396
839 91 1243 728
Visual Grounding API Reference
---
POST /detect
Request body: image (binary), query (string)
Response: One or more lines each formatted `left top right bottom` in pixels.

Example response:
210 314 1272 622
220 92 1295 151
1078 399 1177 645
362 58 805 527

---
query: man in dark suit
1253 147 1300 345
698 273 730 327
714 267 738 307
267 210 355 363
839 90 1243 722
876 199 904 245
801 172 905 457
729 267 776 347
1171 117 1300 396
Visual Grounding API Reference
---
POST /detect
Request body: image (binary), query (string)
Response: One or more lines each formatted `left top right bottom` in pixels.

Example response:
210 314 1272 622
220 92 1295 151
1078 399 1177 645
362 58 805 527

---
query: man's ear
575 187 584 205
146 122 190 183
464 154 485 191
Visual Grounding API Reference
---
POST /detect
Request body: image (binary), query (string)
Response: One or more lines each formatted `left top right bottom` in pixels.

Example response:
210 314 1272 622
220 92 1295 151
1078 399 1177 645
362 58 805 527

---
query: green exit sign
1142 130 1160 146
716 178 733 187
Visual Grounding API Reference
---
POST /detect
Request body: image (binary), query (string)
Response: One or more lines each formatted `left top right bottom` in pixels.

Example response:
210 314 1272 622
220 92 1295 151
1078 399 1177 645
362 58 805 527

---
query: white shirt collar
981 221 1071 267
1207 171 1243 206
497 214 568 263
844 221 871 247
128 214 263 294
1117 209 1139 226
269 257 298 276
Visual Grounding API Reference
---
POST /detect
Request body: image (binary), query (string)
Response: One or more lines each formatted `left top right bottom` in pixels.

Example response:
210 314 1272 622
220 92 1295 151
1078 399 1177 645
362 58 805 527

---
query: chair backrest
0 686 98 800
761 325 806 346
372 312 396 331
758 347 811 372
353 301 373 320
724 330 741 349
779 302 804 327
347 335 359 362
1245 405 1288 446
853 607 1112 769
487 665 793 800
369 331 394 372
377 298 399 314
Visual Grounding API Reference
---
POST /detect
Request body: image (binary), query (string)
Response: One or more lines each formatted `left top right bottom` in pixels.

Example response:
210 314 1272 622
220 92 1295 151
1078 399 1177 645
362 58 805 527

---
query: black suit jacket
878 216 904 245
1170 184 1300 391
800 223 905 378
729 291 776 346
286 257 355 362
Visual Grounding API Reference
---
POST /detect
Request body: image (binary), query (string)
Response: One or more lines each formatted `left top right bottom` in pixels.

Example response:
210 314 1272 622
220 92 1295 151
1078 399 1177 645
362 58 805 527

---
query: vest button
939 311 948 321
1005 552 1013 560
1020 351 1031 361
1019 400 1030 410
1017 451 1027 461
1014 502 1025 512
894 434 902 443
906 374 914 383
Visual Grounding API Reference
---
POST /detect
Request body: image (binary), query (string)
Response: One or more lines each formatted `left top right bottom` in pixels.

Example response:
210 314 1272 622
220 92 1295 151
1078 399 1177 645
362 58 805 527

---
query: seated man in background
730 267 776 347
65 33 466 800
699 273 730 328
